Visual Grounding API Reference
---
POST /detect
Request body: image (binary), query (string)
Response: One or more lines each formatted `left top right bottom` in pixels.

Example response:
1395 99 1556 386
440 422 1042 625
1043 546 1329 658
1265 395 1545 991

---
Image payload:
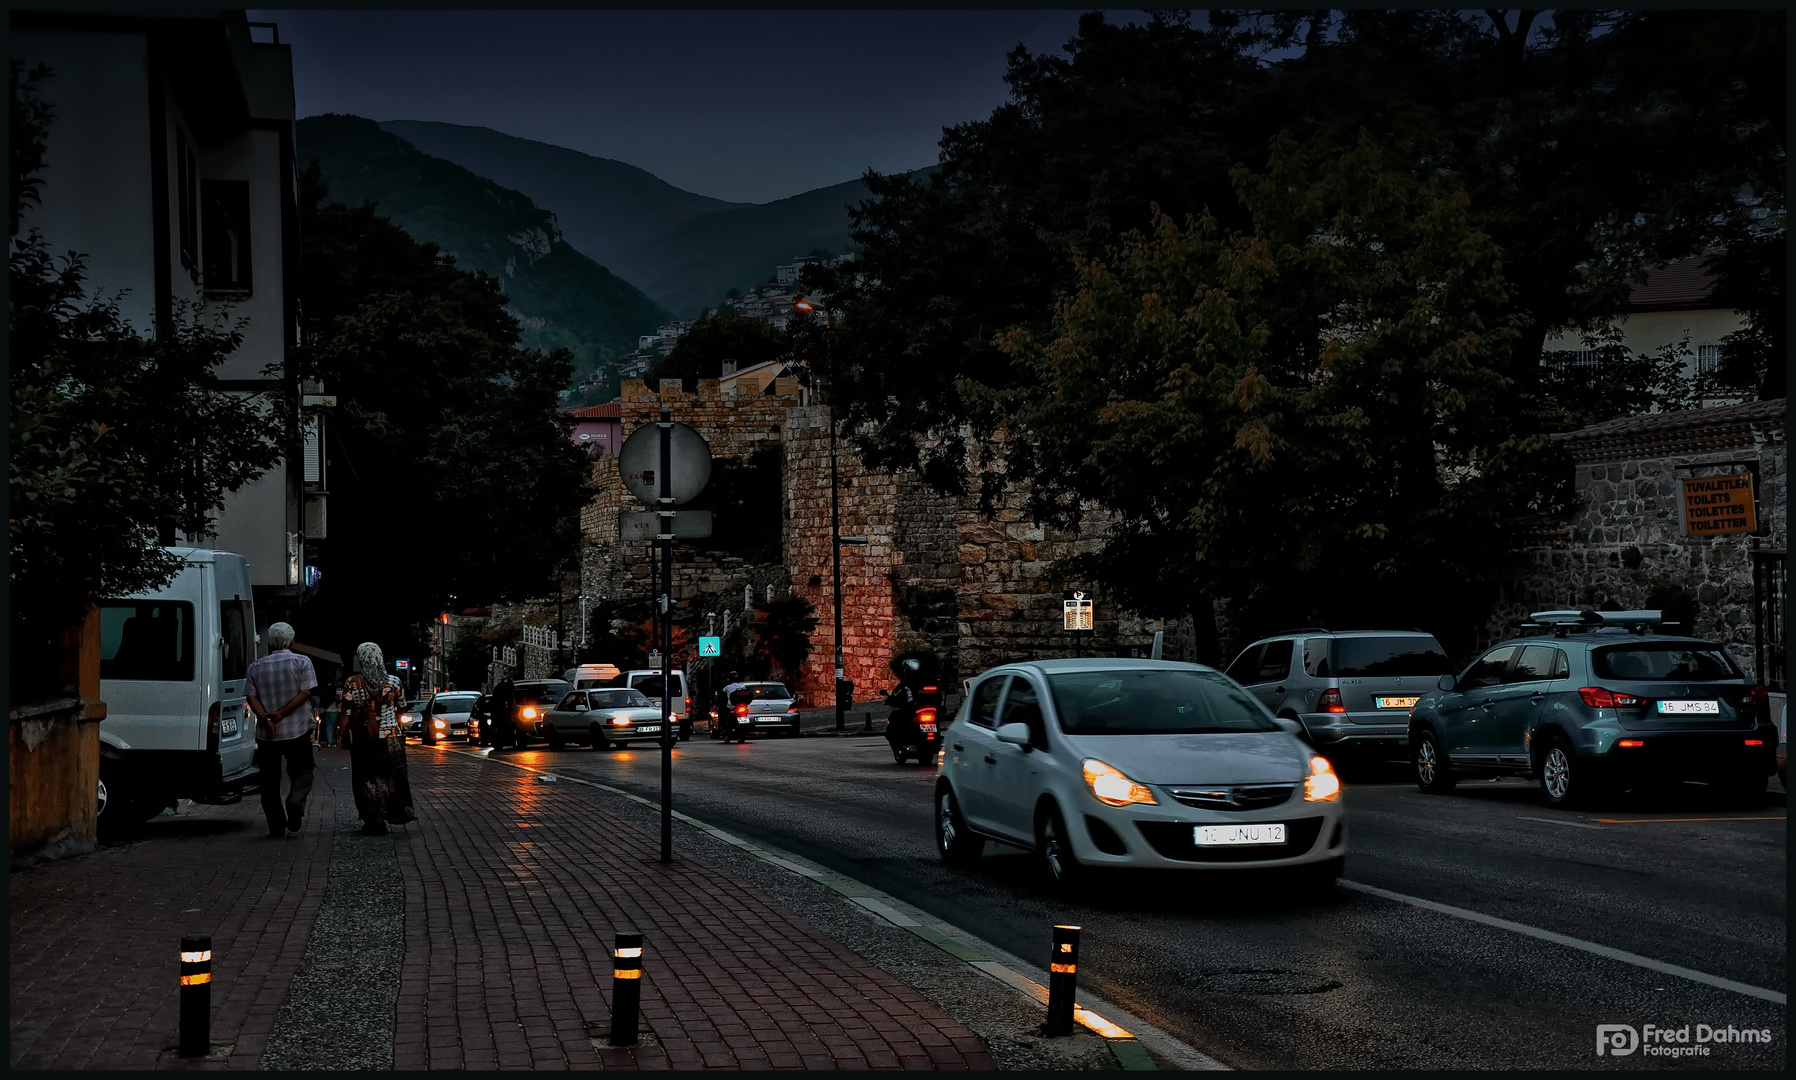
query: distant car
934 659 1345 893
545 687 665 750
1407 611 1778 808
399 699 428 738
481 680 575 750
422 691 480 745
712 682 801 739
1223 630 1454 763
620 669 692 740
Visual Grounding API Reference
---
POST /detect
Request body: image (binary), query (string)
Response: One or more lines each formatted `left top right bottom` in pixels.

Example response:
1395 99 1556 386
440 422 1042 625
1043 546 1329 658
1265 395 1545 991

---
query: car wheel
1412 731 1456 793
546 728 564 751
891 743 907 765
1035 804 1084 891
935 785 984 866
1538 735 1592 809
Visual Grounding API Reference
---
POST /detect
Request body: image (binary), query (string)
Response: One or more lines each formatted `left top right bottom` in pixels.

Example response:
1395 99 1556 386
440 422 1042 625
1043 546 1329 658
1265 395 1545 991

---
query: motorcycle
714 689 754 744
885 682 943 765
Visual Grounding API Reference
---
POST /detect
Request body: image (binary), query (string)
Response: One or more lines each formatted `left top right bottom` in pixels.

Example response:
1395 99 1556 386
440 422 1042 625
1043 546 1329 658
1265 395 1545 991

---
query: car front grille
1136 816 1326 862
1166 784 1297 811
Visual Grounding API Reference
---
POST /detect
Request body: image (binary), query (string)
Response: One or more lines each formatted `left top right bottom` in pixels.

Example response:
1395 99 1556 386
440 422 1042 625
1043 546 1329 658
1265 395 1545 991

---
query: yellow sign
1681 473 1757 536
1062 591 1093 631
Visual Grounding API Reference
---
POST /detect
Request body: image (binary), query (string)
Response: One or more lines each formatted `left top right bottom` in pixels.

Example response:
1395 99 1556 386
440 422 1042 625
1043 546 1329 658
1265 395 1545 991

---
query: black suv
473 679 574 750
1407 610 1777 808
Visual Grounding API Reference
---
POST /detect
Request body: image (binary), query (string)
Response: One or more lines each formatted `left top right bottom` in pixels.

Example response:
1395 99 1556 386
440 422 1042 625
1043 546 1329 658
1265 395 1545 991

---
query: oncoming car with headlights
934 659 1345 891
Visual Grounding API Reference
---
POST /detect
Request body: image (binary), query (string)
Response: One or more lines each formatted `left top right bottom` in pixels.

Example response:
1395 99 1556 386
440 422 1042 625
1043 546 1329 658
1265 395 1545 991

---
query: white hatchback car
935 659 1346 890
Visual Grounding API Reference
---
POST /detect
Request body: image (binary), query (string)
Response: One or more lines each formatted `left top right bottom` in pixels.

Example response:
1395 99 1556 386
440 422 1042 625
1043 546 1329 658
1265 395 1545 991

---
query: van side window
220 599 253 682
100 601 196 681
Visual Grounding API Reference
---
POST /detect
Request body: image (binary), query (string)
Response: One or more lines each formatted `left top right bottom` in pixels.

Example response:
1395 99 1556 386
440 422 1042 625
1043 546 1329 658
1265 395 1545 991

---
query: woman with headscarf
337 642 417 835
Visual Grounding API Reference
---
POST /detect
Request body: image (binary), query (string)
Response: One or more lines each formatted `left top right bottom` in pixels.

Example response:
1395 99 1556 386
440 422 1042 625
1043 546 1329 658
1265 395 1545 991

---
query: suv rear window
1592 645 1741 681
1334 637 1453 677
1048 670 1278 735
629 674 684 699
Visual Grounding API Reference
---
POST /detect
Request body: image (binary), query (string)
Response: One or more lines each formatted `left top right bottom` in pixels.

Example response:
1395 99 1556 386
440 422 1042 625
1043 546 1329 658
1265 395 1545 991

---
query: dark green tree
648 311 787 386
750 594 818 685
293 165 594 660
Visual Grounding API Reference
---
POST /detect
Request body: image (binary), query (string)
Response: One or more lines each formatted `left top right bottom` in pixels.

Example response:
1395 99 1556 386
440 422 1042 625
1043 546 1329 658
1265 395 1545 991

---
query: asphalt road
469 728 1787 1070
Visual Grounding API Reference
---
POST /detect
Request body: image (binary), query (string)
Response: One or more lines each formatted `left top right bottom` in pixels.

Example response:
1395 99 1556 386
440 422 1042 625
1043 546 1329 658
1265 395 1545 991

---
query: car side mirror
995 722 1031 747
1437 673 1457 692
574 704 588 712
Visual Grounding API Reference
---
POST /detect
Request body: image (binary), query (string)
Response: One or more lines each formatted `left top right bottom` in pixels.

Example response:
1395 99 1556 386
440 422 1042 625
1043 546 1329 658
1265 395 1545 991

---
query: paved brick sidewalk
8 760 341 1070
392 747 997 1069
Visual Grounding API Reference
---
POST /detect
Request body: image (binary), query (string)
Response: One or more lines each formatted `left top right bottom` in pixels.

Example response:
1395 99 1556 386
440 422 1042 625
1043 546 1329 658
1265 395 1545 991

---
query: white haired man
245 621 319 838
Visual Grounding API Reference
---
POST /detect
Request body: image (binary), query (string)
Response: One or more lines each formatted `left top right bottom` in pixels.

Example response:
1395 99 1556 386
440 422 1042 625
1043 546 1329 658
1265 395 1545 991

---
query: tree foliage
10 62 281 699
750 593 818 685
293 165 595 658
647 311 787 386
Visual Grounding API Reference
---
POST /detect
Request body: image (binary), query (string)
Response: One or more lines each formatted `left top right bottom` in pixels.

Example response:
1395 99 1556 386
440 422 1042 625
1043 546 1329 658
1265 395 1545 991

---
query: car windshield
1332 637 1453 677
1592 644 1742 681
432 695 478 714
525 682 573 704
1047 669 1279 735
746 684 791 699
589 689 653 708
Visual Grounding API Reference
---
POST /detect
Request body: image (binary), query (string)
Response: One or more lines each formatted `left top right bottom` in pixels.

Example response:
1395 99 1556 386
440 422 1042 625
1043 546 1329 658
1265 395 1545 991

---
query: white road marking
1516 815 1605 830
1339 880 1786 1005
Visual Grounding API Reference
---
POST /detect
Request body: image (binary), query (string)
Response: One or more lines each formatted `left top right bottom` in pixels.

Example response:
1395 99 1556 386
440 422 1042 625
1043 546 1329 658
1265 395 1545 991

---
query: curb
463 747 1228 1071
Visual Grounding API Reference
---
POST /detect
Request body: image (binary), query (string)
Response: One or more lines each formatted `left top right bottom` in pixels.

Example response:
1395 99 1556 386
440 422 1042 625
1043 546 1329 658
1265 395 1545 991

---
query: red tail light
1616 738 1645 748
207 701 222 752
1318 688 1346 713
1578 687 1643 709
922 686 938 693
685 697 691 709
1745 739 1765 746
917 708 937 724
735 703 749 717
1749 685 1769 718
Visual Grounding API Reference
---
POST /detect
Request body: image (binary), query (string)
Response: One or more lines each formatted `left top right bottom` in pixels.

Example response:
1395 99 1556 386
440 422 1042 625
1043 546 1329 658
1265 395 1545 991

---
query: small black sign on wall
201 179 252 296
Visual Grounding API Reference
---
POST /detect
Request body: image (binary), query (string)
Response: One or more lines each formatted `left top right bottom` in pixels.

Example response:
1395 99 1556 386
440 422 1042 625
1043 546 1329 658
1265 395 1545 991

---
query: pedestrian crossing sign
699 636 721 657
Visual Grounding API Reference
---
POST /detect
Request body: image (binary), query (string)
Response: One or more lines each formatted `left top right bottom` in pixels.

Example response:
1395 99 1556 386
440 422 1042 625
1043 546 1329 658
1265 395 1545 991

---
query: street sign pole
658 407 674 865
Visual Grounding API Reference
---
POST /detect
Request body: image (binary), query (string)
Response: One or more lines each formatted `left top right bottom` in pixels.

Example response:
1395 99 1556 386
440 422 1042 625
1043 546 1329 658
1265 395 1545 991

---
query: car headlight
434 719 446 728
1081 758 1158 807
611 716 631 726
521 706 538 719
1304 756 1341 801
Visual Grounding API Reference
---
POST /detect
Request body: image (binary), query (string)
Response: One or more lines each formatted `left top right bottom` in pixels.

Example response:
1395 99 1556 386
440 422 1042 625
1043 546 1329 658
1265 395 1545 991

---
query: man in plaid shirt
245 622 319 838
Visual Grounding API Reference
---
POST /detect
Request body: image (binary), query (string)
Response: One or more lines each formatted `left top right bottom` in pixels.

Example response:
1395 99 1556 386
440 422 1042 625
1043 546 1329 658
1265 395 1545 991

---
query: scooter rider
885 659 925 753
716 671 749 741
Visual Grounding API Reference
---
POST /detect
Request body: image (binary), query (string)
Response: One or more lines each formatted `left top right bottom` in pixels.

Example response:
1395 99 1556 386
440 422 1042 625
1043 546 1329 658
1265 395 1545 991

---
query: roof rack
1521 609 1676 638
1269 627 1330 636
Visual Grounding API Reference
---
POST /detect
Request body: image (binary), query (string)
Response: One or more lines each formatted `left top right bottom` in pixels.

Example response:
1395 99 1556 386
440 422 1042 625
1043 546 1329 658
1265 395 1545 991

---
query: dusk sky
253 9 1139 204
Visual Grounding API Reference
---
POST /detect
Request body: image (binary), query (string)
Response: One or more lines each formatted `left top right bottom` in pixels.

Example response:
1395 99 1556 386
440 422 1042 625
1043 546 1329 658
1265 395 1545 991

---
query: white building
12 10 314 623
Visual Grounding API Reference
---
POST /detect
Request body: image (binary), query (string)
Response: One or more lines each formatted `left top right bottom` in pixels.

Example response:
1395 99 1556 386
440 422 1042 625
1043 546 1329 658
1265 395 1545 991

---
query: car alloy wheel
96 777 109 818
1036 805 1083 890
1413 731 1456 793
935 785 984 865
1539 736 1584 808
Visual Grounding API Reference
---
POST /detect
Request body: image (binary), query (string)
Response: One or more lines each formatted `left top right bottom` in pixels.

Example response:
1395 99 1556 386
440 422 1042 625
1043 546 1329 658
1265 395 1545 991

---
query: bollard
179 934 212 1057
609 931 643 1046
1043 924 1080 1036
862 711 871 732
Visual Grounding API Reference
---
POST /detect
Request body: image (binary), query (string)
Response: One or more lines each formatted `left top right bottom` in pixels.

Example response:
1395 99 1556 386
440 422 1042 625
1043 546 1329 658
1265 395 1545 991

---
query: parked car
482 679 575 749
468 693 495 745
399 699 428 738
711 682 801 739
1407 610 1778 808
544 687 666 749
1224 629 1454 763
96 547 260 830
934 658 1345 892
422 691 480 744
620 669 692 740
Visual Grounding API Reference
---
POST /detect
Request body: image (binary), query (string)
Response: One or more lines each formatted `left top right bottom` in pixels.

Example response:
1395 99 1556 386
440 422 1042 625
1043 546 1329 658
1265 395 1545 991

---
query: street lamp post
795 296 850 730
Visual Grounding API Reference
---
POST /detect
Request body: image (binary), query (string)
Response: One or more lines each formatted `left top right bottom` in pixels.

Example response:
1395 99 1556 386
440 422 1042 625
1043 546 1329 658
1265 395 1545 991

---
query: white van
621 668 691 740
97 548 260 825
561 662 622 690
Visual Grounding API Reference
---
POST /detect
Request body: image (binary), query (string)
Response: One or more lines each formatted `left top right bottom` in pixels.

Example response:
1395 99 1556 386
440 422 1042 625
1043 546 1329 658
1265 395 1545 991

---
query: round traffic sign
619 421 712 505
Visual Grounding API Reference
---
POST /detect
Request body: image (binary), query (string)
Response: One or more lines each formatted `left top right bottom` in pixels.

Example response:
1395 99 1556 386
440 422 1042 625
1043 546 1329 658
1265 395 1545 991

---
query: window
100 601 195 682
176 136 199 282
1223 644 1263 683
1459 646 1518 690
528 682 573 704
1696 344 1722 375
589 689 651 708
745 684 792 699
629 674 684 699
219 599 253 682
1334 637 1454 677
1048 670 1279 735
969 676 1006 729
1255 639 1294 683
1592 645 1741 681
201 179 252 295
1513 645 1567 682
434 695 478 714
998 678 1046 747
1303 638 1331 677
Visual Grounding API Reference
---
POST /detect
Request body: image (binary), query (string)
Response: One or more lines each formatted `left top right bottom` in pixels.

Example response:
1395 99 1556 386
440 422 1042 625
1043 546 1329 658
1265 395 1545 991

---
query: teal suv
1408 611 1777 808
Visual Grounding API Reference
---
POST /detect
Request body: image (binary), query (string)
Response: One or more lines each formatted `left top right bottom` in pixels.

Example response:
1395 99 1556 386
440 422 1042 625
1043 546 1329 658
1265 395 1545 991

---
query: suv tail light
207 701 222 752
1578 687 1643 709
1318 688 1346 713
1748 685 1769 719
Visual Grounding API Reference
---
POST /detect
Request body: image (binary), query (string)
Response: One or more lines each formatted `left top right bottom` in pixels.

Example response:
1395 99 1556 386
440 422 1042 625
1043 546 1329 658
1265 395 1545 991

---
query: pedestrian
337 642 417 835
317 677 342 748
244 621 319 838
